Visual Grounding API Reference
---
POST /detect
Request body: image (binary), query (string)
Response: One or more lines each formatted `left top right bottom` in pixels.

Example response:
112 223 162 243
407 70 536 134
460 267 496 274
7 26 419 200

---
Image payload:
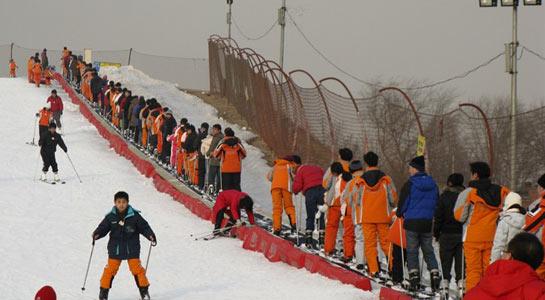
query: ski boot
457 279 465 297
430 269 441 292
273 230 281 236
318 230 325 247
356 264 365 271
99 288 109 300
339 256 352 264
439 279 450 298
53 172 60 182
139 286 150 300
40 172 47 181
304 231 315 249
408 269 420 292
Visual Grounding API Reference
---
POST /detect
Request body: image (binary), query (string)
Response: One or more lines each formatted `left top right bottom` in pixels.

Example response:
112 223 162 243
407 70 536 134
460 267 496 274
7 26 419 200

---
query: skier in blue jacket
93 191 156 300
396 156 441 292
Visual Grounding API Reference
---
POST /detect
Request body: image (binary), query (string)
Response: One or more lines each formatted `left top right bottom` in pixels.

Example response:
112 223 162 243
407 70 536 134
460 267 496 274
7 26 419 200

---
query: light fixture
479 0 498 7
500 0 519 6
523 0 542 5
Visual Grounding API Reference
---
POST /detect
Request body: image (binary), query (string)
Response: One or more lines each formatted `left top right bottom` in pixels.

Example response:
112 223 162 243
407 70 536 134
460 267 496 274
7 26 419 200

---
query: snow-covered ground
99 66 278 220
0 77 375 299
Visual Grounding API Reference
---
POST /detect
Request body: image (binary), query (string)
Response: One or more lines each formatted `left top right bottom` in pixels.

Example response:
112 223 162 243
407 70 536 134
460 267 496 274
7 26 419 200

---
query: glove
235 219 243 227
149 235 157 246
318 204 328 213
92 233 99 241
315 211 322 219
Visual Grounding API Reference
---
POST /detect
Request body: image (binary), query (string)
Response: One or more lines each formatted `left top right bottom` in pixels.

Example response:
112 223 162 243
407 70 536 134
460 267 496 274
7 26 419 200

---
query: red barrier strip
54 73 372 293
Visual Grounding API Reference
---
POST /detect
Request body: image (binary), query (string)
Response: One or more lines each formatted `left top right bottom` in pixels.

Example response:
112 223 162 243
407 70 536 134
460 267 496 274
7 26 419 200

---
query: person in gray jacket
491 191 526 263
206 124 224 193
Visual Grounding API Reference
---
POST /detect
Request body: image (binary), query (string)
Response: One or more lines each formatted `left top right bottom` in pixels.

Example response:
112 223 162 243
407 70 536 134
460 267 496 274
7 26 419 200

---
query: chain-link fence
1 44 209 90
209 36 545 191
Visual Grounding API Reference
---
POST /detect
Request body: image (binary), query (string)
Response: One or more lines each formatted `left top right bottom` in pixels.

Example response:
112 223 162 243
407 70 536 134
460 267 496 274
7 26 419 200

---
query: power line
233 17 277 41
523 46 545 62
287 10 505 91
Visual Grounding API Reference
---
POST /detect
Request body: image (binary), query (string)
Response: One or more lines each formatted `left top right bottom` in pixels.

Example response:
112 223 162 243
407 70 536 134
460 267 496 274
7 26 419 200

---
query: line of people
57 62 545 298
70 72 247 195
266 147 545 297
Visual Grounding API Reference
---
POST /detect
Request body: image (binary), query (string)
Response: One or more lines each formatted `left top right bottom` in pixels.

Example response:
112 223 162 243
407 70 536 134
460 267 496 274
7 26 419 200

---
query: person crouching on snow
212 190 255 236
93 191 157 300
39 122 67 182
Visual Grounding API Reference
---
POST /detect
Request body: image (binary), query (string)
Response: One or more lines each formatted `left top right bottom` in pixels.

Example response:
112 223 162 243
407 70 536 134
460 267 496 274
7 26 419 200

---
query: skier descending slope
93 191 157 300
39 122 67 182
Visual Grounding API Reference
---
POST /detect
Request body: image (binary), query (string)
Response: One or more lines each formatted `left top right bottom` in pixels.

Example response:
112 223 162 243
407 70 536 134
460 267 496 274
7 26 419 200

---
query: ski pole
193 224 241 241
399 218 407 281
81 240 95 292
33 149 41 182
296 194 303 245
144 241 153 272
30 115 38 145
65 152 83 183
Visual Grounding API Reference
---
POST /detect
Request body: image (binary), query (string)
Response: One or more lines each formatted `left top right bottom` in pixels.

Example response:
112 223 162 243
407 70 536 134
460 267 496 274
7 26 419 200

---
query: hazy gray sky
2 0 544 103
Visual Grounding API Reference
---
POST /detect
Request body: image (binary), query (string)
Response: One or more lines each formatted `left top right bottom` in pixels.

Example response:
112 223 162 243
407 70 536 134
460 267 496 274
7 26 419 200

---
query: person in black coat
93 191 156 300
90 71 105 106
433 173 465 290
160 111 177 163
38 122 67 182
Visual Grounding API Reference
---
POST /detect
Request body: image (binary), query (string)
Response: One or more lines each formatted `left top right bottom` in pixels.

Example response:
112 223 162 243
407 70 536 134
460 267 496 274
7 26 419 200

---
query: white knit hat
504 192 522 210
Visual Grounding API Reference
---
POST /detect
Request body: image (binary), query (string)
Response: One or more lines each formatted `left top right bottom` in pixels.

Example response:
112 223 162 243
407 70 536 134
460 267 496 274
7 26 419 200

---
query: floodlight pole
227 0 233 39
509 4 518 189
279 0 287 68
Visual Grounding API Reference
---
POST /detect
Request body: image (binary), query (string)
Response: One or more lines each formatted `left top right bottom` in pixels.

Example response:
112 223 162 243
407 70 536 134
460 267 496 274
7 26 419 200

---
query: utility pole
227 0 233 39
509 5 518 189
278 0 287 69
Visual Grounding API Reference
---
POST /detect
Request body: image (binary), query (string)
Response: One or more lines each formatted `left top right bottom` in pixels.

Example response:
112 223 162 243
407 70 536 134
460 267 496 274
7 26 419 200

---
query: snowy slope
0 78 374 299
99 66 277 219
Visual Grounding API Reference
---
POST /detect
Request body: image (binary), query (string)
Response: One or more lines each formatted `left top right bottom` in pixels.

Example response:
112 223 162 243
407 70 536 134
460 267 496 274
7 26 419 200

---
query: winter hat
504 192 522 210
201 122 209 130
35 285 56 300
48 122 57 129
538 173 545 189
409 156 425 172
292 155 302 165
338 148 353 161
51 89 57 95
349 160 363 173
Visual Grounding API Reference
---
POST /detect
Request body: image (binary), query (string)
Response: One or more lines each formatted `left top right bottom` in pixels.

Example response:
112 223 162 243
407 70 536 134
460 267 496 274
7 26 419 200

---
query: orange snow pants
100 258 149 289
271 188 296 231
177 151 185 176
324 206 355 258
28 69 33 82
9 69 16 77
34 72 42 87
141 127 148 147
187 153 199 185
363 223 390 275
464 241 492 292
157 132 163 155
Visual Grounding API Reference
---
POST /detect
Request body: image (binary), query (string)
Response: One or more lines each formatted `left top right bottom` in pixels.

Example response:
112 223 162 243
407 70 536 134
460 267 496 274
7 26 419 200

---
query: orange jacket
352 168 397 224
27 58 34 71
454 179 509 242
268 159 295 191
32 63 42 75
9 61 17 70
38 109 51 126
213 137 246 173
325 175 348 207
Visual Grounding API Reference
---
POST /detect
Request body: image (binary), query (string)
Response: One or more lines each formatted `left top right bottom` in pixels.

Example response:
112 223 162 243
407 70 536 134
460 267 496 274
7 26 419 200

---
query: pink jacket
292 165 324 195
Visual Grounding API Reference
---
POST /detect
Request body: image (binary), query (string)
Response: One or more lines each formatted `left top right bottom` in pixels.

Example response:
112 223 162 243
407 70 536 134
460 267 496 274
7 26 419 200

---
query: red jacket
211 190 255 225
465 259 545 300
47 96 63 112
292 165 324 195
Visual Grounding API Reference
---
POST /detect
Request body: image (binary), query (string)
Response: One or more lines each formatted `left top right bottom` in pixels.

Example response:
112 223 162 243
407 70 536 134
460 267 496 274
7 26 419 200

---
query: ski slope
0 78 374 299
